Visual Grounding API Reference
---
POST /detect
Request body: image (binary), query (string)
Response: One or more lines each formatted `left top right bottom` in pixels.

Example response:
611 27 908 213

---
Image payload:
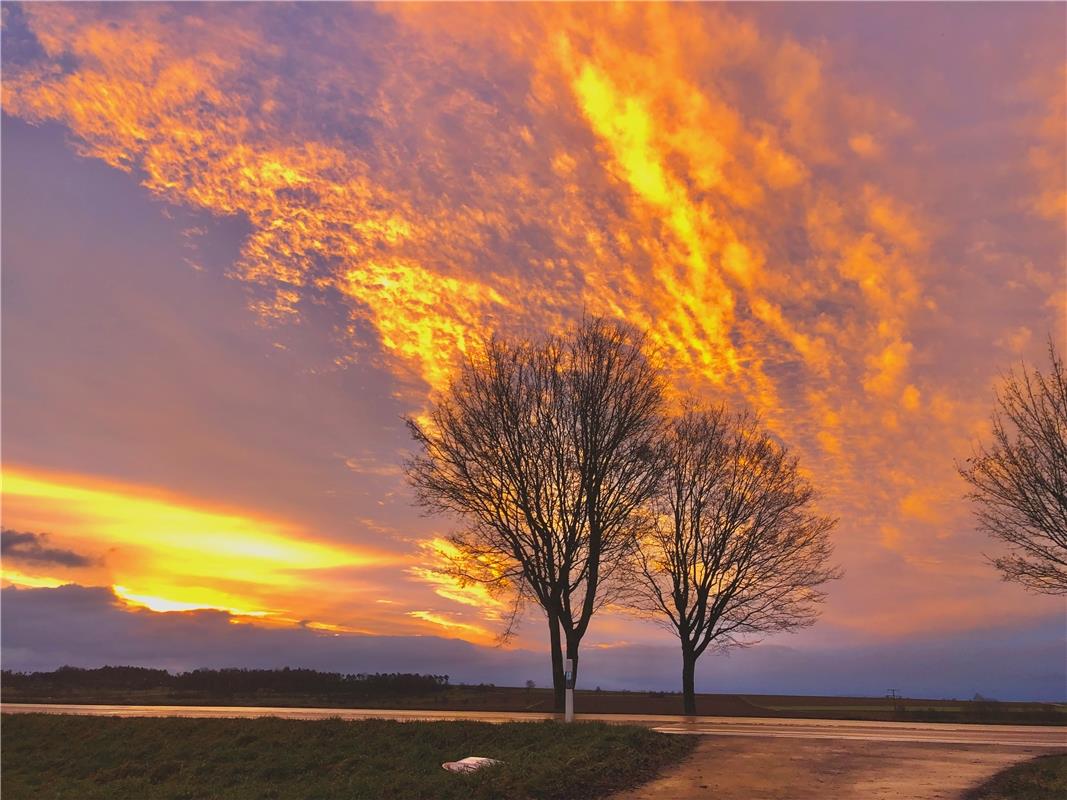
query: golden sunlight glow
409 538 509 620
1 570 70 589
3 468 365 572
1 465 404 630
112 584 269 617
408 610 494 641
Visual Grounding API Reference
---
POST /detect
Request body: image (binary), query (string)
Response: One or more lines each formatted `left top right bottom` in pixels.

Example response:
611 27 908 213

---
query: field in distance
3 667 1063 725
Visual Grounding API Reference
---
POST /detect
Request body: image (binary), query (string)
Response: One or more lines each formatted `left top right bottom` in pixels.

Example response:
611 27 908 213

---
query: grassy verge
964 754 1067 800
0 713 695 800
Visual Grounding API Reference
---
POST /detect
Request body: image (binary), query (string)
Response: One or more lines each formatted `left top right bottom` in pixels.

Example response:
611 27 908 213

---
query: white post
564 658 574 723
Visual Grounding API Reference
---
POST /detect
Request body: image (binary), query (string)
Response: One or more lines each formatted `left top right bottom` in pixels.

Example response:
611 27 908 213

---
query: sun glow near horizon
1 466 418 632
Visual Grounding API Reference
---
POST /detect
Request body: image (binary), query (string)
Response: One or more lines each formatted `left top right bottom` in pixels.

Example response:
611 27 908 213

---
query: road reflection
2 703 1064 748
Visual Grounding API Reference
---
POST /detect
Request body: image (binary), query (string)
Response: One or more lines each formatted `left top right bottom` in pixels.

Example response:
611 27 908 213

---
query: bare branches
633 405 840 713
959 338 1067 594
406 319 845 715
404 317 664 706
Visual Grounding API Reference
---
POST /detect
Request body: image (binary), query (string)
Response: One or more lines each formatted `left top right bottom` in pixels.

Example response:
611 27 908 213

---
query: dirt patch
612 736 1064 800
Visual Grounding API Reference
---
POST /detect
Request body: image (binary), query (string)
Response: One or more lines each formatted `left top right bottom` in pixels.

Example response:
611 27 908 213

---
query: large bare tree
958 339 1067 594
405 318 663 710
635 406 840 715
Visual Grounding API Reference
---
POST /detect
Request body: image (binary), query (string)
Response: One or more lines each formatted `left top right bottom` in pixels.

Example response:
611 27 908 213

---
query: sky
2 2 1065 700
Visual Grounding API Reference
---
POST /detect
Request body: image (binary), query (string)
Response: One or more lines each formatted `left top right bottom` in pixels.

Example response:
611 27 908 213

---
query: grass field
0 713 695 800
4 685 1063 725
964 754 1067 800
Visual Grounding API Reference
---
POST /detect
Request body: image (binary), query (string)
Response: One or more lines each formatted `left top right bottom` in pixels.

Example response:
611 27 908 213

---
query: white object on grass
442 756 503 773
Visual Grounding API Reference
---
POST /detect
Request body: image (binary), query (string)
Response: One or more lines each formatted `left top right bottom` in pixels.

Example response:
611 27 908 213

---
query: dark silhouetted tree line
1 666 450 698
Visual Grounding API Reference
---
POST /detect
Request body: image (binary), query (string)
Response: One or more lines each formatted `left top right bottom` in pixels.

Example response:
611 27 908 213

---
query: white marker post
564 658 574 723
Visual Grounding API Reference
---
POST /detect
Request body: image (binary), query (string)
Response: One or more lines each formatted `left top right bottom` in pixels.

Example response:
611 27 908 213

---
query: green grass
0 713 695 800
963 754 1067 800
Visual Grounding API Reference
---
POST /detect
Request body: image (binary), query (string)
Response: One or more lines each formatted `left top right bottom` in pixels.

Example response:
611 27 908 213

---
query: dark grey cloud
1 529 94 568
3 585 1063 701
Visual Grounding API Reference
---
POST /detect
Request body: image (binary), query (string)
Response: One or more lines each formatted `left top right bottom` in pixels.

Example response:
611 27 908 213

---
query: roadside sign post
564 658 574 723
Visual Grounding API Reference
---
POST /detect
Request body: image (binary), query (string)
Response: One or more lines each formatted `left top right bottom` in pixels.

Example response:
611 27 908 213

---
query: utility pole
565 658 574 722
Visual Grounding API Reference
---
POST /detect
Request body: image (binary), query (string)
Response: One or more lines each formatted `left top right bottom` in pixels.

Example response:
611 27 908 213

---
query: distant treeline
1 666 450 698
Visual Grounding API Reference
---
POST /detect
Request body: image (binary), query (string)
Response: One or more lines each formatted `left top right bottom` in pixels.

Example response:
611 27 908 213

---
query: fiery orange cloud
2 3 1063 641
1 4 927 417
407 610 495 643
408 538 510 622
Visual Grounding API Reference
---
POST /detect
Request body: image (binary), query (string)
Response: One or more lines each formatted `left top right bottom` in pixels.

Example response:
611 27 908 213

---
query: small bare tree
635 406 840 715
958 339 1067 594
405 318 663 711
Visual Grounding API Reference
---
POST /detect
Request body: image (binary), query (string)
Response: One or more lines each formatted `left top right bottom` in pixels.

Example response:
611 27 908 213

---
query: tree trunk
681 648 697 715
549 615 565 712
566 637 580 690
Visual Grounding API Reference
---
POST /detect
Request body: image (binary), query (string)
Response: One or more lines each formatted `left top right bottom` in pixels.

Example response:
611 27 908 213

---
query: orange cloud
407 610 495 642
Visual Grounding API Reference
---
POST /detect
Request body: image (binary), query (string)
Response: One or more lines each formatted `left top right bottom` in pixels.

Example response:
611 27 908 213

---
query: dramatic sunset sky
2 3 1065 699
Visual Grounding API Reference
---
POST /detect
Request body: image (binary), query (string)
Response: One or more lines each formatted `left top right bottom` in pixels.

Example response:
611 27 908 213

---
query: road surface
611 736 1065 800
2 702 1064 748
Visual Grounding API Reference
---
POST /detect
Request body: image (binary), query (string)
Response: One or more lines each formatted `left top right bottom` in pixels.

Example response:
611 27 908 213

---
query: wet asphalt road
3 702 1064 748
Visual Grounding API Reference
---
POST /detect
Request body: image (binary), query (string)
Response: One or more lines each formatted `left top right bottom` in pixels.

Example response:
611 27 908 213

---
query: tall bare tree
958 338 1067 594
635 406 840 715
405 318 663 710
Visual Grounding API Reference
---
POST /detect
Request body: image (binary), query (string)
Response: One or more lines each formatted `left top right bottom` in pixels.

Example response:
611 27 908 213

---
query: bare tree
958 338 1067 594
635 406 840 715
405 318 663 711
